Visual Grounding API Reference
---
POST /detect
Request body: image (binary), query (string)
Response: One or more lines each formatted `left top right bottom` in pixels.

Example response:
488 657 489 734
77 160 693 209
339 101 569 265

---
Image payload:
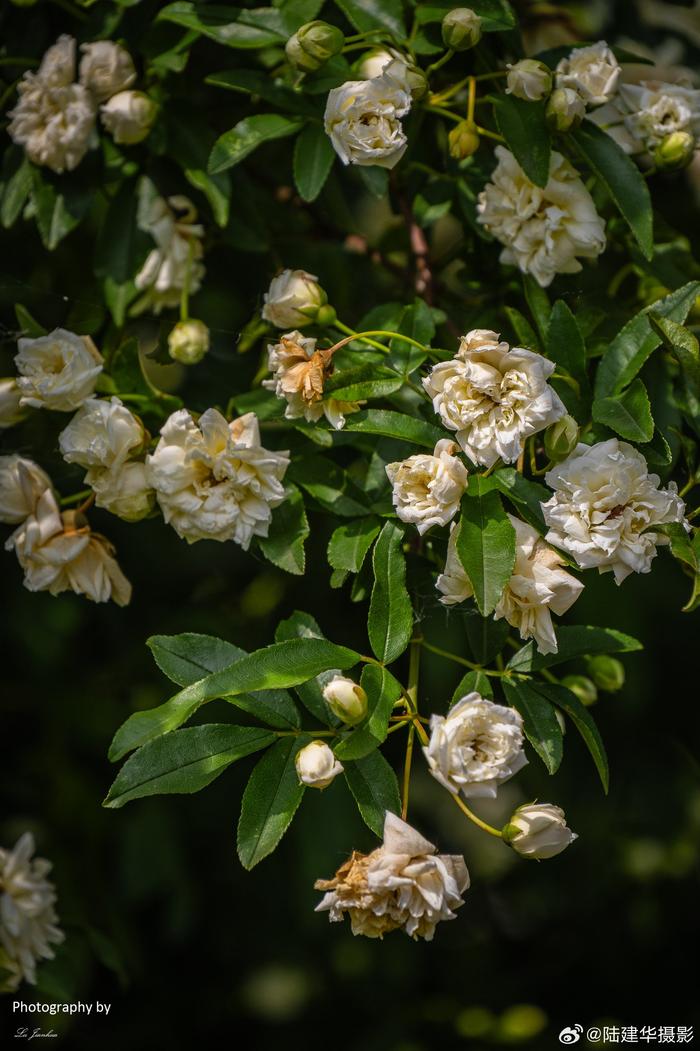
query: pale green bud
561 675 598 707
544 414 579 462
653 131 696 172
441 8 482 52
168 319 210 365
546 87 585 132
586 655 625 693
448 119 480 159
322 675 368 725
285 21 345 73
503 803 577 859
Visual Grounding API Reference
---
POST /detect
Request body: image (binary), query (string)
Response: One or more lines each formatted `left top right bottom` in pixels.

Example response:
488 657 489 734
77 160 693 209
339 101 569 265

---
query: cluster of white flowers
542 439 687 584
477 147 606 287
423 329 566 467
438 515 583 654
146 408 289 548
134 191 206 314
315 812 469 940
0 833 64 992
58 397 154 521
386 439 468 534
8 37 153 174
324 64 412 169
264 331 361 430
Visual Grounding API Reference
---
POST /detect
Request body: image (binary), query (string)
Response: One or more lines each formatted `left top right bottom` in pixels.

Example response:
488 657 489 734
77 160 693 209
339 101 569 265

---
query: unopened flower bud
653 130 696 172
546 87 585 132
286 21 345 73
315 304 337 326
561 674 598 707
506 60 552 102
448 120 480 159
295 740 344 788
168 319 210 365
503 803 577 860
441 8 482 52
544 414 579 462
101 90 157 145
322 675 368 725
262 269 329 329
400 62 429 101
586 654 625 693
0 379 27 429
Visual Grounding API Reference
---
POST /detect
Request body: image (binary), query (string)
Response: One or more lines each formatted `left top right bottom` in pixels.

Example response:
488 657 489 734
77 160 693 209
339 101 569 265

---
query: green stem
426 48 455 77
420 639 515 678
180 241 194 322
401 724 416 819
450 793 504 838
59 490 92 508
333 321 427 355
425 104 463 124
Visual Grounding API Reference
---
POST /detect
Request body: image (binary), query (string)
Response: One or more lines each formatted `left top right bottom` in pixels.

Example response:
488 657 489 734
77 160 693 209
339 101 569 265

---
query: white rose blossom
8 35 96 174
91 462 155 522
58 396 144 475
79 40 136 101
423 329 566 468
295 740 344 788
542 439 687 584
262 269 327 329
386 439 468 535
555 41 620 107
437 516 583 655
15 328 103 412
0 380 27 430
315 812 469 941
134 193 205 314
622 81 700 151
0 455 53 525
506 60 552 102
101 90 157 145
263 331 361 430
324 69 411 169
423 693 527 800
0 833 64 991
477 147 606 288
147 408 289 548
6 489 132 605
504 803 577 860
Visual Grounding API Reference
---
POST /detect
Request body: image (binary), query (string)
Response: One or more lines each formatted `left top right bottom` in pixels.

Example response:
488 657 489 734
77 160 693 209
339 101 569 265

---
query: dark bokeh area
2 0 700 1048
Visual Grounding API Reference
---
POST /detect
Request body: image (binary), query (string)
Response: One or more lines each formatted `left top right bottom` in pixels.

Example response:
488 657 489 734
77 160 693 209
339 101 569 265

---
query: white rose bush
2 0 700 979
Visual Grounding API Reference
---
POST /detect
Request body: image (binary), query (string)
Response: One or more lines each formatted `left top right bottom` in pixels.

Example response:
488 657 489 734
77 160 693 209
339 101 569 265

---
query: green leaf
523 274 551 344
95 182 150 283
343 409 444 448
293 122 335 202
335 664 402 760
357 165 389 198
334 0 406 37
325 363 403 401
389 300 434 376
464 614 509 666
368 521 413 664
535 683 609 793
491 468 549 531
158 3 284 48
504 306 540 352
1 156 32 229
103 725 274 808
648 314 700 396
226 689 301 730
209 114 303 175
592 377 654 442
32 172 92 250
547 300 588 388
328 517 380 573
344 751 401 836
258 485 309 575
572 120 653 259
109 638 360 761
595 282 700 397
290 457 370 517
494 96 551 188
205 69 318 114
15 304 47 338
508 624 642 673
450 669 493 705
237 737 307 869
148 633 246 687
184 168 231 228
502 680 563 774
275 612 339 724
456 480 516 616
